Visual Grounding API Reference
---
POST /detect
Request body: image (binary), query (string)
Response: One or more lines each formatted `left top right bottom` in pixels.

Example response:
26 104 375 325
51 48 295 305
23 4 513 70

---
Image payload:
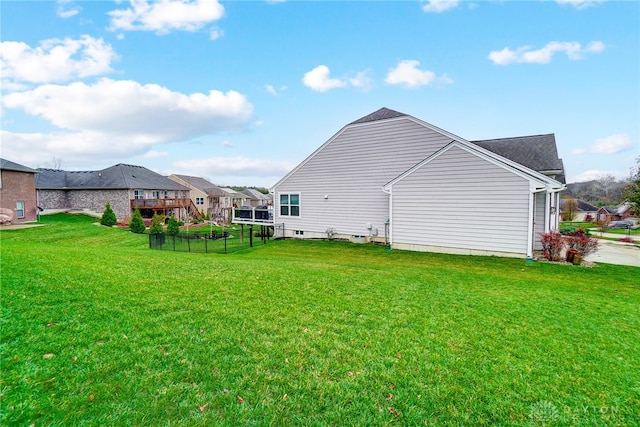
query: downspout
382 185 392 246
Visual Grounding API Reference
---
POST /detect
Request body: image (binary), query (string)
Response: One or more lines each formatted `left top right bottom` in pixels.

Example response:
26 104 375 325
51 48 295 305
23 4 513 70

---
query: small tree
562 198 578 222
129 208 146 234
622 156 640 210
167 215 180 235
100 202 117 226
149 213 165 234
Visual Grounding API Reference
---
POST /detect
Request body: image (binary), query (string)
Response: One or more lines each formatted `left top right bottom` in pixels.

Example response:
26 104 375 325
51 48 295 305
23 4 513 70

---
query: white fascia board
383 140 553 192
404 115 565 190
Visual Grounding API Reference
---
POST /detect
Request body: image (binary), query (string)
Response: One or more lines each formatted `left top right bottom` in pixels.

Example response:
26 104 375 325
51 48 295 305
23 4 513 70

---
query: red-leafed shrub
539 232 565 261
566 233 599 257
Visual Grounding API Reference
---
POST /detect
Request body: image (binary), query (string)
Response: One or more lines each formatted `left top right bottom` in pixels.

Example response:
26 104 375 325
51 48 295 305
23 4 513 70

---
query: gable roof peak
349 107 407 125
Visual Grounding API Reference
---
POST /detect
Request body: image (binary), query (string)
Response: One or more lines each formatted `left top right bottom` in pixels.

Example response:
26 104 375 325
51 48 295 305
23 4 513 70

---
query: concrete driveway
584 240 640 267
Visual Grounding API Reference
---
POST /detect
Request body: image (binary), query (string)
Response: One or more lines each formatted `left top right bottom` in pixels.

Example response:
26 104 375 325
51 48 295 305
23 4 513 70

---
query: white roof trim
272 112 564 192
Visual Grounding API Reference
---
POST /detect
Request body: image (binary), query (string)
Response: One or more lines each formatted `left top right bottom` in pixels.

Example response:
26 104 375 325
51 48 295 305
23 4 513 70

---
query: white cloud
210 27 224 40
0 35 117 85
570 169 630 183
265 84 287 96
422 0 459 13
572 134 635 155
143 150 168 158
108 0 225 34
1 79 253 164
556 0 603 10
385 60 452 88
173 156 296 177
488 40 605 65
57 0 81 18
348 70 373 90
302 65 347 92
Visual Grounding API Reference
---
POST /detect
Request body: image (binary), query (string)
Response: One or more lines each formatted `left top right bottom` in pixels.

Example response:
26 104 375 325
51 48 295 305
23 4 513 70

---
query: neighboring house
0 158 38 223
36 163 195 221
242 188 271 207
559 198 599 222
220 188 249 209
168 174 228 220
271 107 565 258
596 202 634 223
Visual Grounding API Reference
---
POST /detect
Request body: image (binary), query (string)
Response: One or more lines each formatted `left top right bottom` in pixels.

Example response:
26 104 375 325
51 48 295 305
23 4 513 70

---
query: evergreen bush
129 208 146 234
149 214 165 234
100 202 117 226
167 215 180 235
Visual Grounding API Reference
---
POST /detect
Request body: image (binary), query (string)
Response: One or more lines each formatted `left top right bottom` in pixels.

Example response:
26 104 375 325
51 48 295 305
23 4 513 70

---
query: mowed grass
1 214 638 426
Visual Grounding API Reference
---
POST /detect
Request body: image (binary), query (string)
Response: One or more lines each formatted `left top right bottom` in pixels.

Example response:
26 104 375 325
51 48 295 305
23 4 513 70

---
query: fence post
250 225 253 247
224 231 227 254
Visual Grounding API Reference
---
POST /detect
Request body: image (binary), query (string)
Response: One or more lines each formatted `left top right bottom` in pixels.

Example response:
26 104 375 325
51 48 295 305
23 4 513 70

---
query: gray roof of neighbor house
560 198 599 212
0 158 38 173
172 174 227 197
36 163 189 191
243 188 270 200
472 134 566 183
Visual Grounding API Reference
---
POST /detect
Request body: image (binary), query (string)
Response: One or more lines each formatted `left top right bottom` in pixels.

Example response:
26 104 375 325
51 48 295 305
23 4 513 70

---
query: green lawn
2 214 638 425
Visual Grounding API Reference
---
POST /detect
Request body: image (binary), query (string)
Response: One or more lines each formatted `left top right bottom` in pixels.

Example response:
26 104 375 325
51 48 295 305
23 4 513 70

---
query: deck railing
131 198 192 209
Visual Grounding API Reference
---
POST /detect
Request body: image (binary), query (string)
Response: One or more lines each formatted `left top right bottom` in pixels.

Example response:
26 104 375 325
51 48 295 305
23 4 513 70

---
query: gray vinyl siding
390 146 531 255
274 117 452 236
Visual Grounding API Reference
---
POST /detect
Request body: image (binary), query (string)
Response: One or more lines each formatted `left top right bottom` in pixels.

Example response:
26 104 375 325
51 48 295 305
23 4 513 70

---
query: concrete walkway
584 239 640 267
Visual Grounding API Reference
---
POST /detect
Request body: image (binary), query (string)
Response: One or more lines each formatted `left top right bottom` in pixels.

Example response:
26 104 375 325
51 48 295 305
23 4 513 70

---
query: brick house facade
0 158 38 223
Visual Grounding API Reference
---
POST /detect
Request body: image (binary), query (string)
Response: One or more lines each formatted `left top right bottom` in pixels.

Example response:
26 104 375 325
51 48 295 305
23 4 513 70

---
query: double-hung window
134 190 144 200
280 193 300 217
16 201 24 218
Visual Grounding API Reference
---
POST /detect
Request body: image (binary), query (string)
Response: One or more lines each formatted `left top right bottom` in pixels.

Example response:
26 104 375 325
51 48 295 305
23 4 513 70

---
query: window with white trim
152 191 160 199
196 197 204 205
280 193 300 217
134 190 144 199
16 200 24 218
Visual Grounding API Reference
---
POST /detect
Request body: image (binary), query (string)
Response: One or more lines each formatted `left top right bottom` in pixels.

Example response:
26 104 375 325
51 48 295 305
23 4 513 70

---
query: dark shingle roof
472 134 565 183
36 164 188 190
0 158 38 173
560 198 599 212
172 174 226 197
349 107 407 125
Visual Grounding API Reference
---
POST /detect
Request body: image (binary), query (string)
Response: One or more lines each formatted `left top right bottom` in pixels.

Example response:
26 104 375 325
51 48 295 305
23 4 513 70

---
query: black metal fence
148 225 272 254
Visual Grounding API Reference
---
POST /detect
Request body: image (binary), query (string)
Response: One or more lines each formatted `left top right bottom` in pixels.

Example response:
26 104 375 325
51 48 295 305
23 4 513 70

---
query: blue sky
1 0 638 187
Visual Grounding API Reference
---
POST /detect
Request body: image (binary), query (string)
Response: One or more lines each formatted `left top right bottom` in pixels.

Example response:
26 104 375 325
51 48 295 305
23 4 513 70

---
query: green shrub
166 215 180 235
100 202 117 226
149 214 165 234
129 208 146 234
